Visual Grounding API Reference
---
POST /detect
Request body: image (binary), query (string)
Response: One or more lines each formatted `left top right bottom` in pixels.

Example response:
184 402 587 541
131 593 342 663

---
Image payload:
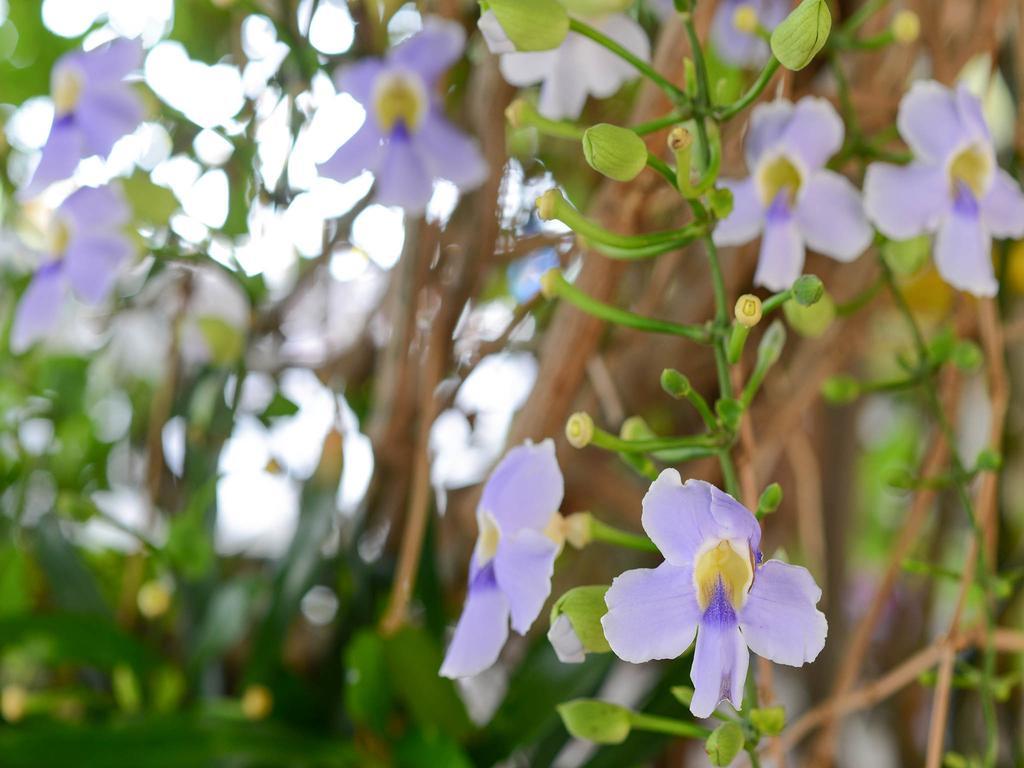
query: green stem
714 58 781 121
590 426 725 454
542 190 704 249
589 518 660 552
545 271 711 343
761 288 793 315
633 111 693 135
569 18 688 103
629 711 712 739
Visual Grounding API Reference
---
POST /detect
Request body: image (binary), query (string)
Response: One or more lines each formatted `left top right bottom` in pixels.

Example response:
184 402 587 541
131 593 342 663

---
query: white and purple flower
714 97 872 291
864 81 1024 296
317 18 487 214
22 38 144 199
483 12 650 120
601 470 826 719
440 440 565 678
12 185 133 352
710 0 789 68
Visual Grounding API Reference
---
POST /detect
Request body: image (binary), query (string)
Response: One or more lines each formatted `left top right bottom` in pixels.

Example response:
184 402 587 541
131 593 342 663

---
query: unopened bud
583 123 648 182
891 10 920 44
757 483 783 517
792 274 824 306
539 268 562 298
548 584 610 663
770 0 832 71
566 412 594 449
706 722 745 767
137 580 173 619
733 4 760 34
1 686 27 723
660 368 691 398
536 188 561 221
563 512 594 549
734 294 763 327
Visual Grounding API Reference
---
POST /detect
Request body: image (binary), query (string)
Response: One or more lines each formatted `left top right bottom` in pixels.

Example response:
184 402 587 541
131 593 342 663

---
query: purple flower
710 0 790 68
864 81 1024 296
21 38 144 200
440 440 565 678
317 18 487 215
714 97 872 291
601 470 826 719
12 185 133 352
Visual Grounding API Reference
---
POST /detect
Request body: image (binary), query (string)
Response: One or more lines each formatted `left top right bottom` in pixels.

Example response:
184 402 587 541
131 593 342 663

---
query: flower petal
74 37 143 82
690 609 748 718
580 15 650 99
372 130 434 213
745 100 795 169
863 162 950 239
602 561 700 663
795 170 872 261
336 59 386 105
953 84 992 146
20 119 84 199
318 121 384 184
711 0 771 69
754 197 804 291
498 50 559 88
439 567 511 678
76 85 144 157
739 560 827 666
64 234 133 304
60 184 130 234
11 263 68 353
414 112 488 192
641 470 761 566
980 169 1024 238
478 10 516 55
935 188 996 297
897 80 970 164
479 439 564 534
713 178 763 247
777 97 844 171
390 18 465 84
494 530 558 634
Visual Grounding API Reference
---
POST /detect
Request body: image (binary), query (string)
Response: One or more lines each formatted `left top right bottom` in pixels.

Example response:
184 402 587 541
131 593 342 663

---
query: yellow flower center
372 72 427 133
755 154 803 207
52 67 84 116
948 144 992 198
47 219 70 256
475 512 501 565
693 539 754 612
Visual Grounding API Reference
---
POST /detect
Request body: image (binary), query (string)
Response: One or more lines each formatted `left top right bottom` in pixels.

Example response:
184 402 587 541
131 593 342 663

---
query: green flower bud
951 340 983 371
757 483 783 517
566 411 595 448
583 123 649 182
822 374 860 404
756 319 787 369
881 235 931 275
750 705 786 736
487 0 569 51
792 274 824 306
549 585 612 660
783 293 835 338
557 699 632 744
661 368 692 398
883 466 916 490
620 415 653 441
926 327 956 365
705 722 745 766
770 0 831 71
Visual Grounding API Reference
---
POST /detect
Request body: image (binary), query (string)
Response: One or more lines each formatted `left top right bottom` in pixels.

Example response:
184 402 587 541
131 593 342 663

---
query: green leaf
770 0 831 71
557 699 632 744
121 171 179 226
343 630 392 733
705 722 745 766
488 0 569 51
259 392 300 424
383 627 472 740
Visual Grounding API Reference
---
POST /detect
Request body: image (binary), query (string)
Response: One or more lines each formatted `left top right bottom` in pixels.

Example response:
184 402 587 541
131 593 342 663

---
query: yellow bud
667 126 693 153
891 10 920 44
565 412 594 449
2 686 27 723
539 268 562 299
137 580 173 620
241 684 273 720
563 512 593 549
733 4 760 34
734 294 763 328
505 98 530 129
536 189 561 220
